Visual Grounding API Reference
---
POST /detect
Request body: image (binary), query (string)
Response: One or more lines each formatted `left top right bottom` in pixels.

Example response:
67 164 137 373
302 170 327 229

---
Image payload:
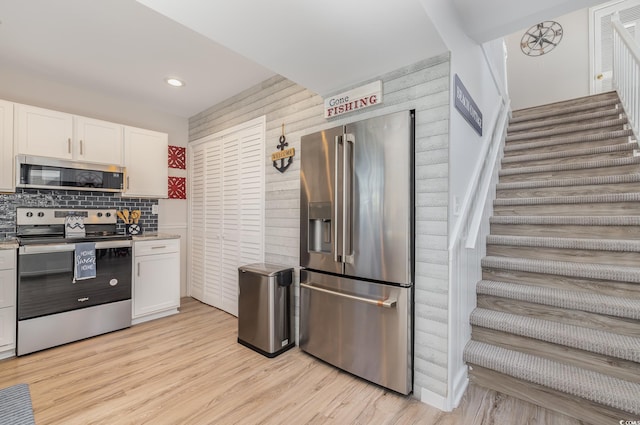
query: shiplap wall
189 52 451 400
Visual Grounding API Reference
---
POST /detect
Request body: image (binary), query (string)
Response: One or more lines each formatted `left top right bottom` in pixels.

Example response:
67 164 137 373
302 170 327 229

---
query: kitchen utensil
132 210 141 224
117 211 126 223
123 209 130 224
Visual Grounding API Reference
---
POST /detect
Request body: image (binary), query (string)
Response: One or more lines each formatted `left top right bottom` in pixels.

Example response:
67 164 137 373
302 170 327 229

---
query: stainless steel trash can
238 263 295 357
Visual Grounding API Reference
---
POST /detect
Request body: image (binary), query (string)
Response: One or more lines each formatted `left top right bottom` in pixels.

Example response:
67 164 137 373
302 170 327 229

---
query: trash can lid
238 263 294 277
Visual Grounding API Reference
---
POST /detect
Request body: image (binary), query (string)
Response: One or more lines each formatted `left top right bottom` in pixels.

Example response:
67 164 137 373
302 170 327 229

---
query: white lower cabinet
0 250 16 359
132 239 180 324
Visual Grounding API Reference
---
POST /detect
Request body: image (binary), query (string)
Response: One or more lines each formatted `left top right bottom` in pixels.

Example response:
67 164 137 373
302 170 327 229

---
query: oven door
17 240 132 320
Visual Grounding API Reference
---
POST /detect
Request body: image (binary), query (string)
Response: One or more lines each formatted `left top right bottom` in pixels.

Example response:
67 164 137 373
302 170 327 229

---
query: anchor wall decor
272 123 295 173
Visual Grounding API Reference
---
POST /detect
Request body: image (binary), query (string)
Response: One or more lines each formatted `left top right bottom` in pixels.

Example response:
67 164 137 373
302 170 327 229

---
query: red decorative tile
168 145 186 169
168 176 186 199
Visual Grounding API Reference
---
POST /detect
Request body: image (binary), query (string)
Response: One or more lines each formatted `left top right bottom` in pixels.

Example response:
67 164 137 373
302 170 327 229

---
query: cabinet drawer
0 249 16 271
135 239 179 256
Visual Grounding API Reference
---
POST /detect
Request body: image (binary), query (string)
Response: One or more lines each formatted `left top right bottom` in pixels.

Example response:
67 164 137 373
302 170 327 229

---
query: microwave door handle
343 133 355 264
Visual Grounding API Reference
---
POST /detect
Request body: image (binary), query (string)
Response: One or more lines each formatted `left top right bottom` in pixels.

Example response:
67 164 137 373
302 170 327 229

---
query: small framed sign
454 74 483 136
324 81 383 118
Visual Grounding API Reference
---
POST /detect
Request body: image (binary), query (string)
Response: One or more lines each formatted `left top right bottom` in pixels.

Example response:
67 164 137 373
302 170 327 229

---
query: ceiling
0 0 608 119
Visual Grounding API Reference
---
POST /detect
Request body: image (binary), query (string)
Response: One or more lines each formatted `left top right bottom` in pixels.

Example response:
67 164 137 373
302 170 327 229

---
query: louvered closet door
204 141 223 308
221 133 241 316
188 143 206 301
188 117 265 316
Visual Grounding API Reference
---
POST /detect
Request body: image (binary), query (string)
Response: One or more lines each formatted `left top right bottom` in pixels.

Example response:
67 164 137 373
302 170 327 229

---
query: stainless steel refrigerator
299 110 414 395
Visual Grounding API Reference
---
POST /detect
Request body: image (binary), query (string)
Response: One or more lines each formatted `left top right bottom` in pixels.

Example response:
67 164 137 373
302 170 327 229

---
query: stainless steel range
16 207 132 356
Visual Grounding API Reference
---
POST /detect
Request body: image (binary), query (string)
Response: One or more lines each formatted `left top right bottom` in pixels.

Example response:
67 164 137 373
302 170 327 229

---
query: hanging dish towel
74 242 96 283
65 215 86 239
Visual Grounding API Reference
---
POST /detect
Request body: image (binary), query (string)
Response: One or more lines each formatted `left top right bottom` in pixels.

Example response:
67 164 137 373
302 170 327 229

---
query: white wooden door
188 117 265 316
188 143 206 301
123 126 168 198
133 252 180 318
74 116 123 165
591 0 640 93
0 100 14 192
15 104 73 159
203 139 223 308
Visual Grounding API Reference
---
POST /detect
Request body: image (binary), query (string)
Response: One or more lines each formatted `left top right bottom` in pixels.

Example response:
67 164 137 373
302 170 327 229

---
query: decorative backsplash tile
0 189 158 239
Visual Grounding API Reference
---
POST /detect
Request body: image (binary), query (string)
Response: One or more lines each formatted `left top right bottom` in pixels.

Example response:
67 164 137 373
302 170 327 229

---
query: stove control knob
37 212 45 217
105 212 111 217
26 212 33 217
97 212 103 217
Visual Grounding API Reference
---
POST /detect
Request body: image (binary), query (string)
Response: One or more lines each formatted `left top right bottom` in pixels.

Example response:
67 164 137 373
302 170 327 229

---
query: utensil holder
126 224 142 235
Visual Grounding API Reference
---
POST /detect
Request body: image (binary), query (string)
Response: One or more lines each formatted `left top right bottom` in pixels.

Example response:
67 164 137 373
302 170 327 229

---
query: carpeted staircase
463 91 640 424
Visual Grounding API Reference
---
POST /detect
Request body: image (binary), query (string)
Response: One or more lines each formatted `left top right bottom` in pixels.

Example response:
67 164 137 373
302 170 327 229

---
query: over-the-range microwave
16 155 125 192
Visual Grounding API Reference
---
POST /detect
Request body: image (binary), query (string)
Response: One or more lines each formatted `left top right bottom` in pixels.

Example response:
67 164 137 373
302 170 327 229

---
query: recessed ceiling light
165 77 185 87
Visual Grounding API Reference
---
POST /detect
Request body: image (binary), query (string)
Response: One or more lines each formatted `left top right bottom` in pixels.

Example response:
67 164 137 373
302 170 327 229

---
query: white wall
0 66 190 296
506 8 590 110
420 0 510 410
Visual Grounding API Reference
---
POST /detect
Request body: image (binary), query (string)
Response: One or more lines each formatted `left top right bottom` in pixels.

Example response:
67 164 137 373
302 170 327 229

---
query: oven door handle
95 240 132 249
19 244 76 255
19 240 132 254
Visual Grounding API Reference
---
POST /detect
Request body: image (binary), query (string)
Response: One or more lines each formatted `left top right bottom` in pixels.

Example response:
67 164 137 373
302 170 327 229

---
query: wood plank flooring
0 298 584 424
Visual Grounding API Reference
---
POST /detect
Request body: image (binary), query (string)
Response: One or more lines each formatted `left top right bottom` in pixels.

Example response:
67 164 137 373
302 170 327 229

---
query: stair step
508 108 622 134
481 255 640 283
510 93 619 123
493 192 640 216
506 117 628 143
498 156 640 182
470 309 640 362
501 143 635 169
491 215 640 226
472 327 640 385
486 235 640 266
503 129 634 154
496 174 640 198
464 340 640 416
477 280 640 320
497 173 640 190
486 235 640 252
494 192 640 206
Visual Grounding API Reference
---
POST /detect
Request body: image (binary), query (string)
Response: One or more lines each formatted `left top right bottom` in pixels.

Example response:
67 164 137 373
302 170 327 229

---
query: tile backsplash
0 189 158 239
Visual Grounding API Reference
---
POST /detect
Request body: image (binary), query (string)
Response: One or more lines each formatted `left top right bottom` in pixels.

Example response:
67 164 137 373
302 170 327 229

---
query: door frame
589 0 640 93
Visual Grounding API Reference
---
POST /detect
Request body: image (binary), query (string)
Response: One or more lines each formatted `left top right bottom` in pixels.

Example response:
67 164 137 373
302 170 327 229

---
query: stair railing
446 92 510 408
612 13 640 141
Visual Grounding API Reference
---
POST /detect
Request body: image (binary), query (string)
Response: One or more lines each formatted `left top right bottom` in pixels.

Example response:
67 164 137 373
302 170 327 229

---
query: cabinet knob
68 138 71 154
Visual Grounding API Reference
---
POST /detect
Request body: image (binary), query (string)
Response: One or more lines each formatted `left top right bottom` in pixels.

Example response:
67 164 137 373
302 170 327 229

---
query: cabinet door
123 126 168 198
0 307 16 350
74 116 123 165
0 100 14 192
133 252 180 318
15 104 73 159
0 267 16 309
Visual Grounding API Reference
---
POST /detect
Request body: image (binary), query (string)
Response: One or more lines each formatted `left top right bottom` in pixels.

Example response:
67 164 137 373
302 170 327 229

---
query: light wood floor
0 298 585 424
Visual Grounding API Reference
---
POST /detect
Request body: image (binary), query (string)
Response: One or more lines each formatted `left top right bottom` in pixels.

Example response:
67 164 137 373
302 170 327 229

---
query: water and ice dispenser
308 202 332 253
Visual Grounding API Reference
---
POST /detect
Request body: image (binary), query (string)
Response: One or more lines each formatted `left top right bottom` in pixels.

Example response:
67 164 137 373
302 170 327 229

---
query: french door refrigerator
299 110 414 395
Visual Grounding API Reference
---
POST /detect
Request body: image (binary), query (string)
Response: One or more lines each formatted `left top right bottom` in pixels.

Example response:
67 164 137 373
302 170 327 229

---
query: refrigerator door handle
343 133 355 264
334 135 343 263
300 282 397 308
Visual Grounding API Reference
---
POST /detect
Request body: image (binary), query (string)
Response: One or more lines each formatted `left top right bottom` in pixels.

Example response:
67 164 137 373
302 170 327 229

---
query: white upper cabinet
15 104 124 165
15 104 74 159
73 116 123 165
123 125 168 198
0 100 14 192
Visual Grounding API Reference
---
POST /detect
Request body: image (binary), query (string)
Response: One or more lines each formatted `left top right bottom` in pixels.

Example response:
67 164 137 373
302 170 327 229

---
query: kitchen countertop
132 233 181 241
0 238 19 250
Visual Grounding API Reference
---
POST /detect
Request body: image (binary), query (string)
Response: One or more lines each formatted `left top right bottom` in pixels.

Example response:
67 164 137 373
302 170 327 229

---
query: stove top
16 207 129 246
